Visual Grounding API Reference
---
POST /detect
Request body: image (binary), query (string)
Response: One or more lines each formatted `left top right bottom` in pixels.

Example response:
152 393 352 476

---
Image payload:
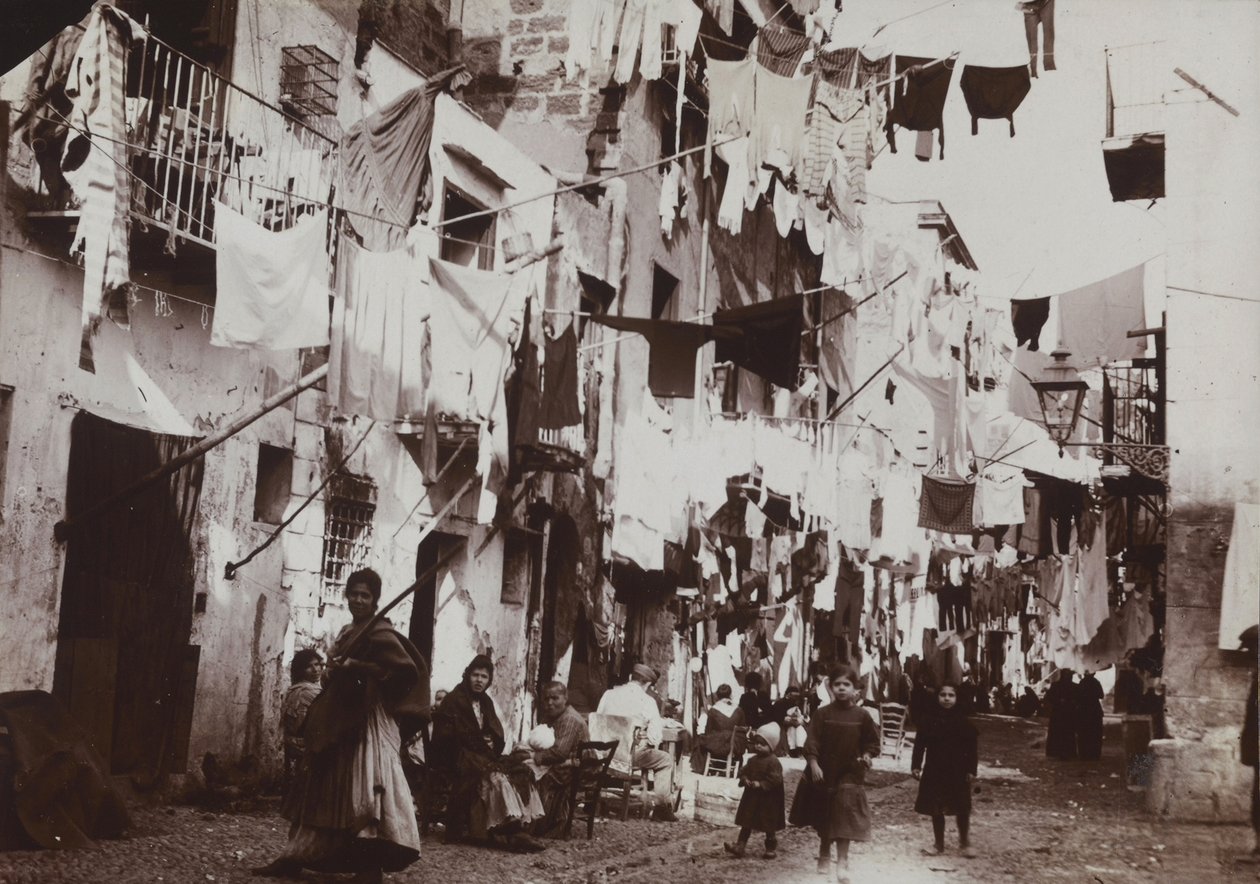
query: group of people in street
1042 668 1106 761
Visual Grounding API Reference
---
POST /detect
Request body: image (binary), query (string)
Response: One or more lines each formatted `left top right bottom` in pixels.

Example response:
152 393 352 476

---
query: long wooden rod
54 363 329 541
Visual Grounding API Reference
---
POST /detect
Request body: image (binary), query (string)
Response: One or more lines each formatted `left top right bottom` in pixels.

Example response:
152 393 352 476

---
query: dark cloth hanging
507 298 542 459
339 66 470 251
1017 486 1050 556
832 558 864 645
959 65 1031 137
886 56 954 160
713 293 805 389
541 321 582 428
1044 481 1084 554
755 25 810 76
791 531 830 590
814 46 859 86
591 314 720 398
911 705 977 817
1075 673 1105 761
1022 0 1056 76
1011 297 1050 351
856 52 892 90
918 475 976 534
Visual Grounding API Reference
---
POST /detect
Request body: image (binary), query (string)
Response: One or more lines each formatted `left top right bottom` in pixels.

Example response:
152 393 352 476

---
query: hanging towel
749 67 812 172
1054 263 1146 368
1010 297 1050 351
1219 502 1260 649
211 203 331 350
328 234 431 421
592 315 719 398
713 293 805 389
426 257 524 421
339 67 468 251
706 0 735 34
61 5 135 371
959 65 1031 136
917 475 975 534
541 321 582 428
886 55 953 160
755 26 810 77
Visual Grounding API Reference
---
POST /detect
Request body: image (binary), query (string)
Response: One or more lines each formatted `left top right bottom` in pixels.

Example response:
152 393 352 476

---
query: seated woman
770 685 810 757
430 655 546 851
693 684 746 771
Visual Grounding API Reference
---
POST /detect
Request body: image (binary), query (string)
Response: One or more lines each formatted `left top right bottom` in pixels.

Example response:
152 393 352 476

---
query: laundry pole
54 363 329 540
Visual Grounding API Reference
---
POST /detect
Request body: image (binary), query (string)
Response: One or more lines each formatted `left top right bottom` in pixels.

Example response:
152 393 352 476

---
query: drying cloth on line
541 322 582 428
1010 297 1050 351
749 67 812 172
706 0 735 34
918 475 975 534
756 25 810 77
211 203 330 350
1054 263 1147 369
339 67 468 251
1219 502 1260 650
593 315 722 398
959 65 1031 136
329 234 432 421
713 293 805 389
1022 0 1056 74
886 55 953 160
62 4 135 371
614 0 667 83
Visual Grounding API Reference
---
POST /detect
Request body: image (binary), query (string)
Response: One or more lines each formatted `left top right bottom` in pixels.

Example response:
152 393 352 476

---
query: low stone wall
1147 737 1253 822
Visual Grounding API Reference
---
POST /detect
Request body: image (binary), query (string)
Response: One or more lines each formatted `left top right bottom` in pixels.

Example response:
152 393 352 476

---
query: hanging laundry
339 67 469 251
1021 0 1056 77
211 203 330 350
564 0 600 79
801 78 863 201
1073 516 1109 646
713 293 805 389
541 321 582 429
885 56 954 161
507 298 543 470
671 0 704 54
61 5 136 371
705 56 757 175
918 475 975 534
706 0 735 34
818 290 859 401
614 0 667 82
749 67 812 172
592 315 720 398
328 233 431 421
426 257 524 421
659 161 684 237
755 25 810 77
788 0 821 13
1218 502 1260 650
1119 591 1155 651
959 65 1031 137
973 462 1029 527
1054 263 1147 368
856 49 893 90
1010 296 1050 351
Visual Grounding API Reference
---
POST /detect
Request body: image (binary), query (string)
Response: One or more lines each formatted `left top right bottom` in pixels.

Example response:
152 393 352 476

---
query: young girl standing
790 665 881 882
911 682 979 857
723 723 785 859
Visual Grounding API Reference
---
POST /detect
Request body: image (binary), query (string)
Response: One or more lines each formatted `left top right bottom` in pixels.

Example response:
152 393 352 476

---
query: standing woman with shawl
431 654 545 849
255 569 428 884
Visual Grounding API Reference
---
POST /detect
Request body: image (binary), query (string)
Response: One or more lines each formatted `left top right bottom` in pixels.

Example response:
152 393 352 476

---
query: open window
439 185 497 270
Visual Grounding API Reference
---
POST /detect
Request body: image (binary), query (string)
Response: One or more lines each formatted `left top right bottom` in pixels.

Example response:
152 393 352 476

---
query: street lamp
1031 347 1089 453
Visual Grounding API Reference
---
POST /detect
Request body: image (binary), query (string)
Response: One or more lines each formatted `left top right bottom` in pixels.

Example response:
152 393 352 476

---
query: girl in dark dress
1044 669 1078 759
1075 671 1105 760
789 665 880 882
911 683 979 857
723 723 785 859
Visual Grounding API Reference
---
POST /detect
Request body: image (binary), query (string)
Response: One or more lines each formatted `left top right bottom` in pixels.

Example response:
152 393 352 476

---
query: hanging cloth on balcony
713 293 805 389
339 66 470 252
210 202 331 350
60 4 136 372
328 233 432 422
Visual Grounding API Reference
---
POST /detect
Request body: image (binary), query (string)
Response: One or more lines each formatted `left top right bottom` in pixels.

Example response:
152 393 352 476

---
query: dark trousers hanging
1023 0 1056 76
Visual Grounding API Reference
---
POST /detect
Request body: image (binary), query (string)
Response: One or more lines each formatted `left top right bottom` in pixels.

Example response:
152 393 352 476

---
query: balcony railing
33 28 338 250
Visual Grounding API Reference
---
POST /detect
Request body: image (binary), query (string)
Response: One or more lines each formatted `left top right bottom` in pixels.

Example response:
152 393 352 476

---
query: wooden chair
703 725 750 778
562 739 618 840
588 713 651 820
879 702 909 760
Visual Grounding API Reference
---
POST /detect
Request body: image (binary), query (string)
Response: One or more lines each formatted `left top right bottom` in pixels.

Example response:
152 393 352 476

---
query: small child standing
789 665 881 882
911 682 979 858
723 723 785 859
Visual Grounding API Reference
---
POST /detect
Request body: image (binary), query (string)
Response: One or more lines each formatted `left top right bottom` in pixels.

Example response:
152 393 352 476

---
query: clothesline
802 270 907 337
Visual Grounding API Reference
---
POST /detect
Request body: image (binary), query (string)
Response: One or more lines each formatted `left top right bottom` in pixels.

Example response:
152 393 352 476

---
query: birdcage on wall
280 45 339 119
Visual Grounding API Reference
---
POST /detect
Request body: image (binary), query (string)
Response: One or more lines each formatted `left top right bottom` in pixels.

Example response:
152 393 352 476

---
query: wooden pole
54 363 329 540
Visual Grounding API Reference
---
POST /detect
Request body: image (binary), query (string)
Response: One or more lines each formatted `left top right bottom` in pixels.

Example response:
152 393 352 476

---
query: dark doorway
409 530 461 668
539 516 580 686
53 412 204 779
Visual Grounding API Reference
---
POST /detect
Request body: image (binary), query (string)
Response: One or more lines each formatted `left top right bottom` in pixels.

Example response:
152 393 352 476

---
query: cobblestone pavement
1 716 1255 883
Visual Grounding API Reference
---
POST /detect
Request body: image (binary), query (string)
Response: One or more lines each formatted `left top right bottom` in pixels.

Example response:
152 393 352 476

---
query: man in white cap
597 663 678 821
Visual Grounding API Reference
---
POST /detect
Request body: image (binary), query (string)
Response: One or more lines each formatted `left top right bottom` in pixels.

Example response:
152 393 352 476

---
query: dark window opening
408 530 461 667
280 45 339 119
253 443 293 524
651 263 679 320
440 186 497 270
0 385 12 511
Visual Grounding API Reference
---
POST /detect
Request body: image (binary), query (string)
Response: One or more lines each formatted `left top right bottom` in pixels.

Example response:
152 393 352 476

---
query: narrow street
2 715 1253 883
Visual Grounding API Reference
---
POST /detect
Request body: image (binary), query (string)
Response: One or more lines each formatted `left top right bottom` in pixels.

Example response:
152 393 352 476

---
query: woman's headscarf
463 653 495 689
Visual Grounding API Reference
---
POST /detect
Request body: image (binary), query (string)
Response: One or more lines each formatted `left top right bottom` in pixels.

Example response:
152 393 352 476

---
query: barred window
320 474 377 613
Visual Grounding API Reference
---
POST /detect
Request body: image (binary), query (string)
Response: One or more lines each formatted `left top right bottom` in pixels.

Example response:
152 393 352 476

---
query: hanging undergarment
959 65 1031 136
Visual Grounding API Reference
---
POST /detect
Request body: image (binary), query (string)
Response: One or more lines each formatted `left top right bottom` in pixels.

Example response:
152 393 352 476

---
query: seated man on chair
531 681 589 836
596 664 678 821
